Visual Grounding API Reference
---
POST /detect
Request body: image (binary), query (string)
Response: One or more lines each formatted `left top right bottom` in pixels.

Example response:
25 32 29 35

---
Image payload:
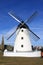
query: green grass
0 52 43 65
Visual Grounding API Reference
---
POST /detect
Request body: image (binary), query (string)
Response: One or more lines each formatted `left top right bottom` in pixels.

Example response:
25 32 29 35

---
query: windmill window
21 30 23 32
21 37 23 39
21 45 23 47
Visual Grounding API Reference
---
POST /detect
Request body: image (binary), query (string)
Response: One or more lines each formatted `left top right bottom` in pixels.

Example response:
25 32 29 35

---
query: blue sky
0 0 43 46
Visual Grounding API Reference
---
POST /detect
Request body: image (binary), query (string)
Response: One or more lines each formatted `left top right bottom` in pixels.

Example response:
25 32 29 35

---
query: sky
0 0 43 46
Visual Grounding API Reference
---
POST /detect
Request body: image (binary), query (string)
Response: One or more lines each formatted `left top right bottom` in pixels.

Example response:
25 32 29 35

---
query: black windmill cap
17 21 29 29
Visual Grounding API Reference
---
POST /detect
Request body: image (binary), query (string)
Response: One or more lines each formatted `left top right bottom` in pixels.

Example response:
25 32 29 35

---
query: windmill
6 11 40 52
4 11 41 57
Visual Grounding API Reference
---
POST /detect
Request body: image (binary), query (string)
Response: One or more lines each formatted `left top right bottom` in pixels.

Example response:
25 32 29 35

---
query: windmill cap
17 22 29 29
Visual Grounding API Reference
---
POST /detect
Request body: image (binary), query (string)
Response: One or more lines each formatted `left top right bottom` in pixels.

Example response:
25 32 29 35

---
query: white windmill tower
4 11 41 57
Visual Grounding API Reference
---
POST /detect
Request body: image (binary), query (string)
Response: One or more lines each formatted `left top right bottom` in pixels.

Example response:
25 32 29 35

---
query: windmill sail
25 11 38 23
29 29 40 41
7 11 40 41
8 11 23 23
6 27 17 40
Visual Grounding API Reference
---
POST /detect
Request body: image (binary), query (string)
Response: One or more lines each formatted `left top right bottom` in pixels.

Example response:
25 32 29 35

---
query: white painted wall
14 28 32 52
4 51 41 57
